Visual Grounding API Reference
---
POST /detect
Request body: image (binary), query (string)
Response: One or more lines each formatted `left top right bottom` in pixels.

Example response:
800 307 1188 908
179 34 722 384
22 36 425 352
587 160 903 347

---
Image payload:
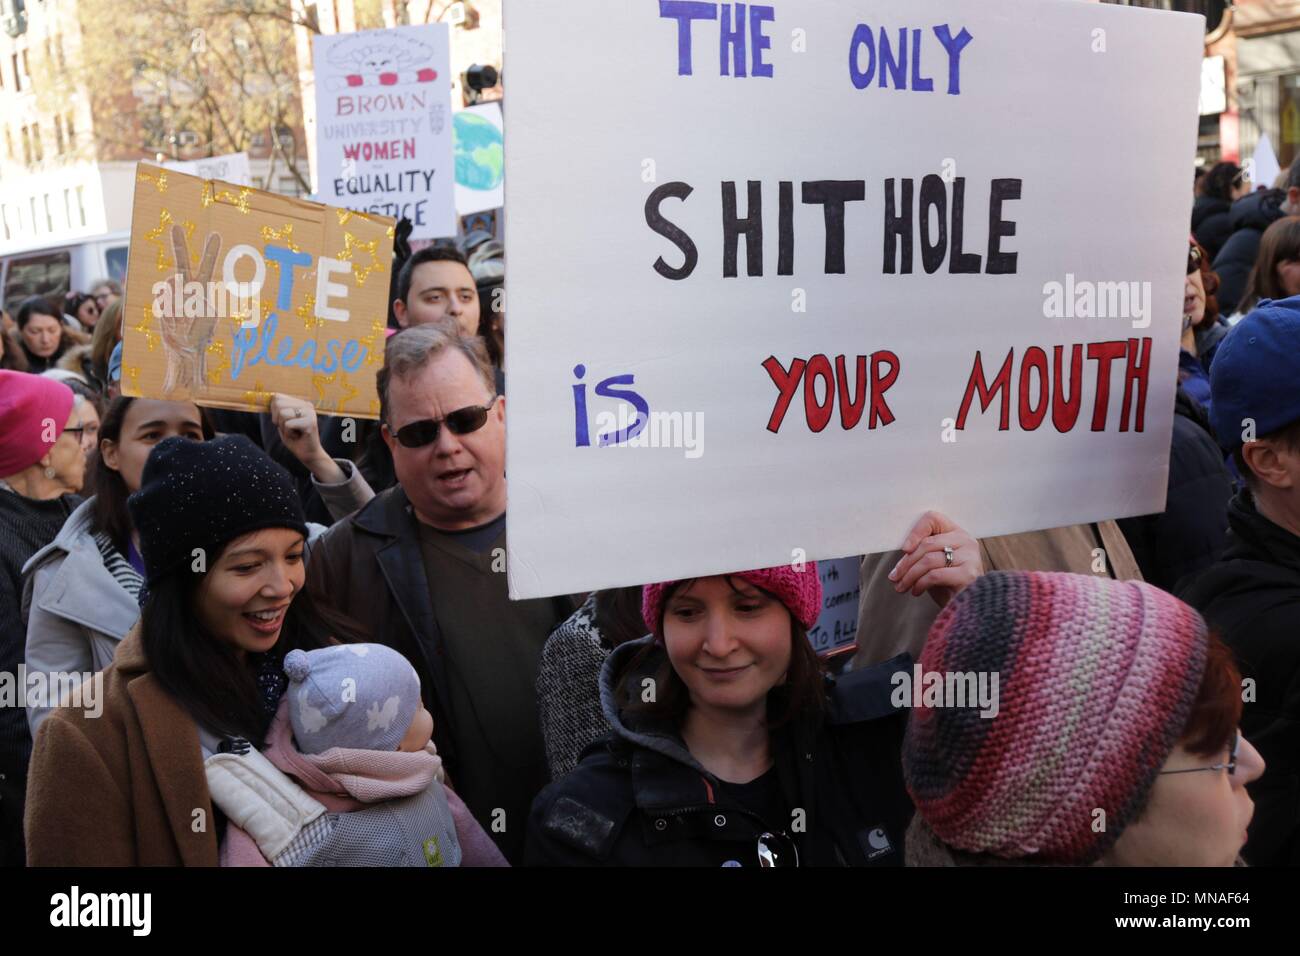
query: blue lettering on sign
849 23 972 94
572 364 650 446
263 245 312 309
230 312 367 380
660 1 775 78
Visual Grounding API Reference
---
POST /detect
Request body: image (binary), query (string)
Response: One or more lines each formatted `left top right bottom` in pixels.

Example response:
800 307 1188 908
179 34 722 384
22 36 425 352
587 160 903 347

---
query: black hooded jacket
1212 189 1288 315
1117 387 1233 593
525 637 914 867
1177 491 1300 866
1192 195 1232 260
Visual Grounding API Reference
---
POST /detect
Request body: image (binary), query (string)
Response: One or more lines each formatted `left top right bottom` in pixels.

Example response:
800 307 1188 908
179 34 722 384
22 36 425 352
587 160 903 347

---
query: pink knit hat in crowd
642 563 823 633
0 370 75 478
903 570 1209 864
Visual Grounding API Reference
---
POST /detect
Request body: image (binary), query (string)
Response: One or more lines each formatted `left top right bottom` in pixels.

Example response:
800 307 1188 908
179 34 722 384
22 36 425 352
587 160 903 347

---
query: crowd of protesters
0 164 1296 870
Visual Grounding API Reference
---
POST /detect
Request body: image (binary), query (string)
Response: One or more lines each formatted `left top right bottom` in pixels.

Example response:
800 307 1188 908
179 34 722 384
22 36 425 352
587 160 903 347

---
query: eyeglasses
1159 730 1239 776
63 424 99 443
1187 244 1203 275
391 397 498 448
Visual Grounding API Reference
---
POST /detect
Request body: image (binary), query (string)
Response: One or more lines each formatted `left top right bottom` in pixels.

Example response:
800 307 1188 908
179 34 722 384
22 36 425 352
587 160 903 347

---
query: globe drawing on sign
453 111 504 192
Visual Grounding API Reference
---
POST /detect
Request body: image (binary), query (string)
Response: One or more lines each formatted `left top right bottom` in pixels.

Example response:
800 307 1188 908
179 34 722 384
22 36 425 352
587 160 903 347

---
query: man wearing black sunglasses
307 323 576 863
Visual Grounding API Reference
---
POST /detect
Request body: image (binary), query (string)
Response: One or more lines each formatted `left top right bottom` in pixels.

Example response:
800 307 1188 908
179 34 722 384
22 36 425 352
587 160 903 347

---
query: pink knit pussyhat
642 564 823 634
903 570 1209 864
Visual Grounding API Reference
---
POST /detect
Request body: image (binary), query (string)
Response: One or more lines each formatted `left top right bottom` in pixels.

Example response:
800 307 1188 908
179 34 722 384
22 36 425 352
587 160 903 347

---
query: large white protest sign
504 0 1204 600
313 24 457 238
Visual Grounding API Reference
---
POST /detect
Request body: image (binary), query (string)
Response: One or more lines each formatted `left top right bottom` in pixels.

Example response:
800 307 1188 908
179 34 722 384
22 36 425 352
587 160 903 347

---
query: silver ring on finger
943 545 954 568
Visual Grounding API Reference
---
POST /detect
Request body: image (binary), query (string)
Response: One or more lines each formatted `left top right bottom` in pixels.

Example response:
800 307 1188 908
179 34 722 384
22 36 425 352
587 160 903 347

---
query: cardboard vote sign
122 164 394 419
504 0 1205 600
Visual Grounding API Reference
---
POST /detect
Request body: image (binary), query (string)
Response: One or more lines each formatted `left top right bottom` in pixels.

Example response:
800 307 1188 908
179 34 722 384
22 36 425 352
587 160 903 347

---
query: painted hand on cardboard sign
889 510 983 609
159 224 222 394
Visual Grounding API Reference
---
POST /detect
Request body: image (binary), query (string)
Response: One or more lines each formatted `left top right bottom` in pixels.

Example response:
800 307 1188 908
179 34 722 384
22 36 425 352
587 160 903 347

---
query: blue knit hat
1209 297 1300 451
283 643 423 754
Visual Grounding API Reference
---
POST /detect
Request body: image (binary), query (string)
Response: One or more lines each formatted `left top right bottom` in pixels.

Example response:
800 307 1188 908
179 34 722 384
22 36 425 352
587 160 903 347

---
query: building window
4 126 11 160
75 185 86 226
29 197 39 235
63 188 72 229
43 193 54 232
55 35 65 72
11 54 19 92
66 113 75 149
1278 74 1300 173
54 114 63 154
31 123 42 162
20 126 30 165
1 206 10 243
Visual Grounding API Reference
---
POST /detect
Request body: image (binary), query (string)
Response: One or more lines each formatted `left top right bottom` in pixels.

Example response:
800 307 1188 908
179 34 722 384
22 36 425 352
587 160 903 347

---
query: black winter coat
1178 491 1300 866
1212 189 1288 315
1192 195 1233 261
1117 387 1233 593
525 639 914 867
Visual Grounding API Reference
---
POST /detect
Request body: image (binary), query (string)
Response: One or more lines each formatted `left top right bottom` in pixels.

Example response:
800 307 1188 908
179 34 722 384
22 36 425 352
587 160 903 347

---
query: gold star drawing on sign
336 379 359 413
124 366 140 395
137 167 168 193
143 208 175 272
335 232 383 286
356 319 386 367
386 225 395 239
134 306 159 352
311 372 337 403
201 182 253 214
242 381 274 408
205 340 230 385
295 293 320 331
260 223 301 253
335 209 354 227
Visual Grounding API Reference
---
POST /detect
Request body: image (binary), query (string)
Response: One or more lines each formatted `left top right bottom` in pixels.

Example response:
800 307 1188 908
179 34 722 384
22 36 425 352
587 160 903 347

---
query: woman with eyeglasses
904 571 1263 867
0 371 87 865
526 512 984 867
1179 239 1226 414
64 292 101 333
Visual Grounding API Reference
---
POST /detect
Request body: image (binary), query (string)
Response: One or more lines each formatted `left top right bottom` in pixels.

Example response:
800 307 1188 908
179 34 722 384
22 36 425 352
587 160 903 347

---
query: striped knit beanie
642 564 823 633
902 570 1209 864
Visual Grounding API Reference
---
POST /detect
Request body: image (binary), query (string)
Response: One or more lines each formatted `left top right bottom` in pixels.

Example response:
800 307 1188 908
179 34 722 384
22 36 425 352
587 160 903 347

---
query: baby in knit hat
219 643 506 867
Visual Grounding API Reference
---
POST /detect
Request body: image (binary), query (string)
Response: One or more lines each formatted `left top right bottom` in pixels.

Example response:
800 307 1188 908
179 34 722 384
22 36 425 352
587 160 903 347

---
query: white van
1 230 130 313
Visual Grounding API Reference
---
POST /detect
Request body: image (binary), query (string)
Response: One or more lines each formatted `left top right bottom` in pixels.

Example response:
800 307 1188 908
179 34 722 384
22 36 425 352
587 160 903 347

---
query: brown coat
853 521 1143 668
24 624 218 866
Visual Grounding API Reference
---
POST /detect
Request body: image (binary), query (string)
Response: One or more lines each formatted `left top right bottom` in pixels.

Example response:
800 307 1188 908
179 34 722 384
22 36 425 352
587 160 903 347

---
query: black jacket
1212 189 1288 315
525 638 914 867
1117 387 1233 593
1177 491 1300 866
1192 195 1233 261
